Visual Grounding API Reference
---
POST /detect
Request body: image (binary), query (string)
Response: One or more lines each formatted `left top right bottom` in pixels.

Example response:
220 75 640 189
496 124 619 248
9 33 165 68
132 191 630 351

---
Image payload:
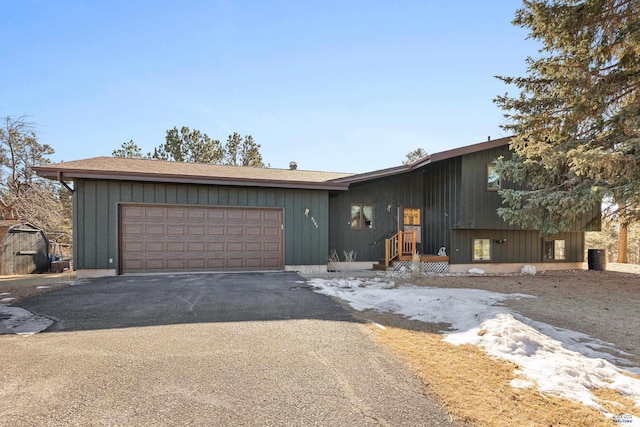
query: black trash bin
587 249 606 271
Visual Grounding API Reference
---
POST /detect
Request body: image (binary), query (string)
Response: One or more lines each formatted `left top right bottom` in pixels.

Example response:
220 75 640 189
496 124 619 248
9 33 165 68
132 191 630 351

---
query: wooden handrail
384 231 416 267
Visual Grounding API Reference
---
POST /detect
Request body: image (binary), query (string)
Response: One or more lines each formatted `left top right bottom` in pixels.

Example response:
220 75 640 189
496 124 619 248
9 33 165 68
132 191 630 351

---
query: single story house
34 137 600 278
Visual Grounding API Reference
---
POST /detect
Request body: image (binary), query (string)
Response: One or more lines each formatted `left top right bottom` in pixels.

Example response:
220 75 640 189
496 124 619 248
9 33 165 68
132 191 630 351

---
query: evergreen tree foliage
153 126 224 164
112 140 148 159
402 148 428 165
494 0 639 234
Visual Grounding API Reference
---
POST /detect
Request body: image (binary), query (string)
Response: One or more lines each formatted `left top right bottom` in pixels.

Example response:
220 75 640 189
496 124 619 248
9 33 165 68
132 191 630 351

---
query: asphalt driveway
1 272 462 426
18 272 354 332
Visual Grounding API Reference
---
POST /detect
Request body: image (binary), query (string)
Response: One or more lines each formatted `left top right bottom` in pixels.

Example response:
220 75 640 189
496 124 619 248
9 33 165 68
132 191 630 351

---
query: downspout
57 171 74 192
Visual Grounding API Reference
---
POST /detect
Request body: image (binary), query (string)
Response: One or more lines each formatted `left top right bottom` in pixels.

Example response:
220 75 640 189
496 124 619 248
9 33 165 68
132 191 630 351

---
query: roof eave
34 168 350 191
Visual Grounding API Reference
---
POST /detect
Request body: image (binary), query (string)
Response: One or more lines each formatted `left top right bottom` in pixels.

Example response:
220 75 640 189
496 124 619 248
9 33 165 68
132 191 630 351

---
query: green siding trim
74 179 330 271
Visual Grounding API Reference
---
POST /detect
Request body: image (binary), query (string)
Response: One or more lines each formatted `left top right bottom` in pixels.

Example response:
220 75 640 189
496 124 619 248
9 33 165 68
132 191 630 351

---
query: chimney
289 161 298 170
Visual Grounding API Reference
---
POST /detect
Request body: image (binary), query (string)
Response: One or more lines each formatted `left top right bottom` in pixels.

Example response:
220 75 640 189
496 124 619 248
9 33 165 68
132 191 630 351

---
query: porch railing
384 230 416 267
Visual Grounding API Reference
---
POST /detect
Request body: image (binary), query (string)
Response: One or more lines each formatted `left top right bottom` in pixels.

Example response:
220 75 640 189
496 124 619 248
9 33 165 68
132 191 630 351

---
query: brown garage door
119 204 284 274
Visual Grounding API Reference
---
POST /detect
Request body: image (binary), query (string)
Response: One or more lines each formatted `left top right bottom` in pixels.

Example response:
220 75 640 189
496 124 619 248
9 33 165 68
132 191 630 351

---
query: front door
402 207 421 252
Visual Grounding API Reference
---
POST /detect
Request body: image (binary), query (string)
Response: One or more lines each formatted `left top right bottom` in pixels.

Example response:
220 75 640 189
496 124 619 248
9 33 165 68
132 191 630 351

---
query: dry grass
373 326 639 426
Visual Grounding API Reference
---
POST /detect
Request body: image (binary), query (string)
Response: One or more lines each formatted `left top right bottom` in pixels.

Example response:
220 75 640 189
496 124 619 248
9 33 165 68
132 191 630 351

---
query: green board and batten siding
73 179 329 271
329 144 599 265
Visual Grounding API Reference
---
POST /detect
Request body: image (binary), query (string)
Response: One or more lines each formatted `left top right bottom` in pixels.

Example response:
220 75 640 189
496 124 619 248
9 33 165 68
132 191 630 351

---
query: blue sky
2 1 538 173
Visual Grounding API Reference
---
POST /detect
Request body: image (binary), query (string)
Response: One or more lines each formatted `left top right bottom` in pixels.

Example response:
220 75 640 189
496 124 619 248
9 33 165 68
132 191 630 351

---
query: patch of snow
520 265 536 275
1 297 16 304
36 285 51 289
0 292 10 296
0 305 53 335
310 277 640 422
467 268 485 275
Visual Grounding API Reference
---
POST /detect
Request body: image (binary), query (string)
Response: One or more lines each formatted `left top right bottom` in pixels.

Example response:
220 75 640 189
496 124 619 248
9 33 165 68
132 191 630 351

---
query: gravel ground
1 265 638 425
0 320 462 426
0 273 464 427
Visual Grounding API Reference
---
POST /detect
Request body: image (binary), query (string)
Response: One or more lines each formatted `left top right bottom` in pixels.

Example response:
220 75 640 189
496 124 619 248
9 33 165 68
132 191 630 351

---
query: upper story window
543 239 566 261
350 204 373 229
487 163 501 190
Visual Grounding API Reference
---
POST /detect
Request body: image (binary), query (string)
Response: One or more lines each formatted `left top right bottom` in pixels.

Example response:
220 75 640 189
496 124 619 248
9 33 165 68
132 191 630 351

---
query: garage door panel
145 208 165 219
208 242 224 251
208 209 225 220
246 210 262 221
188 225 205 236
167 226 185 236
227 242 243 252
187 258 206 269
227 226 244 236
145 242 164 252
123 242 143 252
246 226 262 237
167 208 186 219
187 242 205 252
207 258 225 268
227 258 244 268
264 226 281 237
167 242 185 252
227 210 244 221
146 225 164 235
145 259 165 270
167 259 185 269
246 258 263 268
123 224 144 236
208 226 225 236
120 204 284 273
188 209 206 219
264 242 281 252
246 242 262 252
263 210 281 222
263 258 281 268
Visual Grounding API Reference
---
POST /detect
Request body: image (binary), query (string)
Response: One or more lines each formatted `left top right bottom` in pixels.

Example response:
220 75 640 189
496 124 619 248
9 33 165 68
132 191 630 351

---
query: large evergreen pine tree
494 0 639 237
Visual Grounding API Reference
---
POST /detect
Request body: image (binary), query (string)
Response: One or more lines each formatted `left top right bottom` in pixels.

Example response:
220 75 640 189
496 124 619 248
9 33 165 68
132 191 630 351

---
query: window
403 207 421 225
543 239 566 260
487 163 501 190
350 204 373 229
473 238 491 261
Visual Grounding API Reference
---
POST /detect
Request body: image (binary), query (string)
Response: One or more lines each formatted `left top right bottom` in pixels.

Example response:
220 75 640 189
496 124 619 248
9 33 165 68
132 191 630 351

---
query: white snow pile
520 265 537 275
310 277 640 422
0 299 53 336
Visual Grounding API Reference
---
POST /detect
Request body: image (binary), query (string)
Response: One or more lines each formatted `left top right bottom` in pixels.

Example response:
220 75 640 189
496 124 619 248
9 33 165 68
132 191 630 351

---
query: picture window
350 204 373 229
473 238 491 261
543 239 566 260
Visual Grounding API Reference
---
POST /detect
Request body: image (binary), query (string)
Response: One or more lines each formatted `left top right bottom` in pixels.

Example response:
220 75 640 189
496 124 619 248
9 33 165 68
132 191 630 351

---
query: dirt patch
374 327 636 427
0 272 77 304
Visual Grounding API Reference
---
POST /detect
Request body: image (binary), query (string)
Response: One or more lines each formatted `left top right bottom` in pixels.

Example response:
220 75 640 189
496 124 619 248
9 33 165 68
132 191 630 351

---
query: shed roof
0 221 44 239
34 157 354 191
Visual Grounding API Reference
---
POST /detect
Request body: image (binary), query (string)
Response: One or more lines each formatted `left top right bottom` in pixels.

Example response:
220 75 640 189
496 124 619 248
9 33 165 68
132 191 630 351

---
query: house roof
330 136 512 184
34 157 354 191
34 137 512 190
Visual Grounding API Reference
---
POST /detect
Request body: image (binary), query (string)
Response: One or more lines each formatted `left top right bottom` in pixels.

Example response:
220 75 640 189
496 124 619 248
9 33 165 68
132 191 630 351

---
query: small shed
0 221 50 276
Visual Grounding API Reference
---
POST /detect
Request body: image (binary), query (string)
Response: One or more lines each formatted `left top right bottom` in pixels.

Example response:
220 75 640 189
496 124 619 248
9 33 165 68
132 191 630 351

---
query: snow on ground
310 277 640 423
0 297 54 336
